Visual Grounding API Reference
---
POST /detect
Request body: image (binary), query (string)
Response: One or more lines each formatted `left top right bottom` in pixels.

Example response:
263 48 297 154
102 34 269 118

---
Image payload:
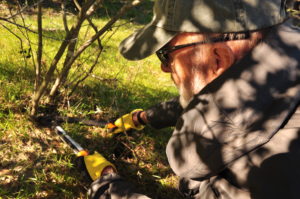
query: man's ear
212 45 234 75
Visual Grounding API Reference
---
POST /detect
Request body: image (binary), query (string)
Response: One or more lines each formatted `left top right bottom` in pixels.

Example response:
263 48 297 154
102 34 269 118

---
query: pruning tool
55 126 116 181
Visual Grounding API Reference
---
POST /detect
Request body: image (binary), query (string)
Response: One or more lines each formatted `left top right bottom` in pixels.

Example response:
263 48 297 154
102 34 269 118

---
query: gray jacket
146 20 300 198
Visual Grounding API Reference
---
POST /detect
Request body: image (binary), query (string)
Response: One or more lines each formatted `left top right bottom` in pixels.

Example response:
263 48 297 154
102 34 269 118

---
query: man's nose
161 63 172 73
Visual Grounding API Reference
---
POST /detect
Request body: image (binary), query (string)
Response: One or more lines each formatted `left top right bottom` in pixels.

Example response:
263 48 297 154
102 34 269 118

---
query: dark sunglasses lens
157 51 168 65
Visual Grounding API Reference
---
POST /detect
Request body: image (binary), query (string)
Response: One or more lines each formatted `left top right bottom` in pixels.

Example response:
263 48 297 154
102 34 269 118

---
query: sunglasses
156 33 250 66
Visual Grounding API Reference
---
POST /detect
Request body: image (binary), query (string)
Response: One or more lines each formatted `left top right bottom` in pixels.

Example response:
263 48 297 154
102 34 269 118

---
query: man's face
158 33 234 108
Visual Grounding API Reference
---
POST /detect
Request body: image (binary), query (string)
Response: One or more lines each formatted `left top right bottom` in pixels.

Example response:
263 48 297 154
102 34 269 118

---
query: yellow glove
107 109 145 134
83 151 116 181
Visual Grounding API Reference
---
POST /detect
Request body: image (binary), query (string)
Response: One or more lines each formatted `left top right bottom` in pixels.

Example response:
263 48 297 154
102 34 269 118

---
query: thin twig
0 16 37 34
73 0 102 49
120 141 140 163
5 0 45 20
68 50 102 97
0 23 24 49
14 0 36 69
0 16 69 41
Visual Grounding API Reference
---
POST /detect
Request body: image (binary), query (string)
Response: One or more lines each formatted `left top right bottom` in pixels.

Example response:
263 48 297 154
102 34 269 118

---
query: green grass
0 3 182 199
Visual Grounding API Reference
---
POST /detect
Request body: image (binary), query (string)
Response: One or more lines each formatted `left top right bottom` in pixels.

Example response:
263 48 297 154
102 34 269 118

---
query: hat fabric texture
119 0 287 60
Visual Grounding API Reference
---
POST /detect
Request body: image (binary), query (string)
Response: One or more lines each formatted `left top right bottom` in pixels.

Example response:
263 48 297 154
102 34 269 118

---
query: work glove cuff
112 109 145 134
129 109 145 130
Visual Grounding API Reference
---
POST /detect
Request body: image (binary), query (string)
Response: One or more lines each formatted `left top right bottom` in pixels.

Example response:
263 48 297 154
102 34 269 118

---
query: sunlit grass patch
0 3 182 199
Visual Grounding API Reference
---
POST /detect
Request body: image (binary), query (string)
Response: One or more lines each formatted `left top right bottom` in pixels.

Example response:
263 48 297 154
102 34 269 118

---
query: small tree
1 0 144 116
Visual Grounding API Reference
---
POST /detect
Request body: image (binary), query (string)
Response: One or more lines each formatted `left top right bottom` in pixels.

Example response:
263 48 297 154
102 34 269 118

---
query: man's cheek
171 73 181 88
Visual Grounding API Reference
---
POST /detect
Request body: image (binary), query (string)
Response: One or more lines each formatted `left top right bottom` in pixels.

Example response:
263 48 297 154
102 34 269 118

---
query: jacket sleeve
88 173 150 199
145 97 183 129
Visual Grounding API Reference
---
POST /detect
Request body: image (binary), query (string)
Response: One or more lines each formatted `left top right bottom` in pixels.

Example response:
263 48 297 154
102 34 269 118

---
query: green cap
119 0 287 60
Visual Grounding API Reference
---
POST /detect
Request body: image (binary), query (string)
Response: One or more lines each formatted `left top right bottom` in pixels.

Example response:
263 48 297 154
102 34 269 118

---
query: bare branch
14 0 36 68
48 0 104 100
48 0 144 102
0 22 30 65
62 0 69 33
0 23 23 48
73 0 102 48
0 16 37 34
5 0 45 20
35 1 43 91
48 36 78 100
72 0 144 65
32 0 101 110
69 49 102 97
0 16 69 41
28 0 144 115
73 0 81 10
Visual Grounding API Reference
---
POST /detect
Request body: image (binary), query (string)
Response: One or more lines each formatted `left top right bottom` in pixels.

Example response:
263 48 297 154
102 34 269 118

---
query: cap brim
119 23 177 60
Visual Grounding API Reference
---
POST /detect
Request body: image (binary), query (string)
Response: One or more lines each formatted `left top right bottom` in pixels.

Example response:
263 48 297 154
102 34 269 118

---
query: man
89 0 300 198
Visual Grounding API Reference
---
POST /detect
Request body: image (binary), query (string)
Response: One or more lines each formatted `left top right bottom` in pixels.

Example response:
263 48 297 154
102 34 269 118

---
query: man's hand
107 109 145 134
